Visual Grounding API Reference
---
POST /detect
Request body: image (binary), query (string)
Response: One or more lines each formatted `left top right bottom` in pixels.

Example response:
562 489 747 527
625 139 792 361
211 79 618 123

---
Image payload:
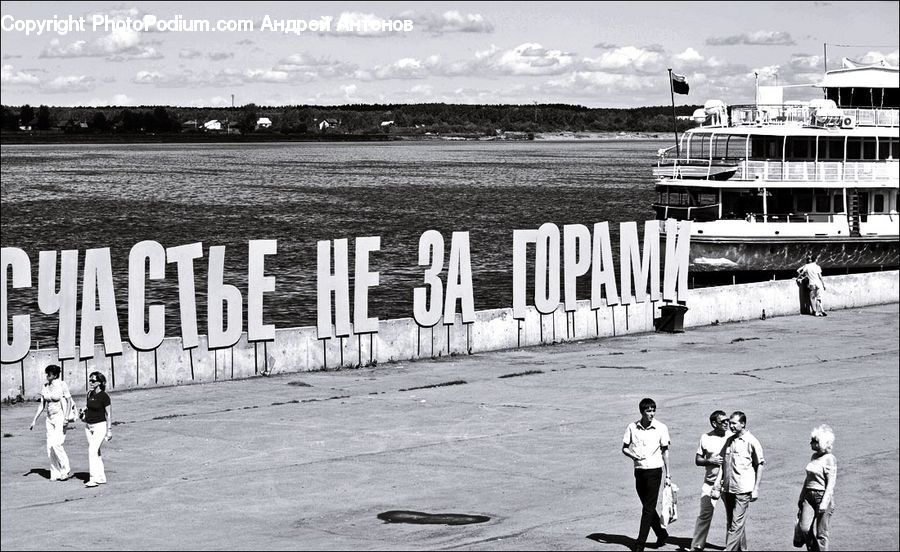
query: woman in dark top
81 371 112 488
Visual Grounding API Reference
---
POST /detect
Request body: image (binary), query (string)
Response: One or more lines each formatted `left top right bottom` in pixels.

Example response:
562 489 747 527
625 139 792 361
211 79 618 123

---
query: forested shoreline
1 103 699 141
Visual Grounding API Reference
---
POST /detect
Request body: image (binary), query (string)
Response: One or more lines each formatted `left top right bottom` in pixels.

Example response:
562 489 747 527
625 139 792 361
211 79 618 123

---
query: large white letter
591 222 620 307
316 239 351 339
512 229 537 319
167 242 203 348
563 224 591 311
413 230 443 327
38 250 79 359
1 247 31 363
663 219 691 303
619 221 659 304
207 246 242 348
129 241 166 350
248 239 277 341
353 236 380 334
444 231 475 323
80 248 122 358
534 223 560 314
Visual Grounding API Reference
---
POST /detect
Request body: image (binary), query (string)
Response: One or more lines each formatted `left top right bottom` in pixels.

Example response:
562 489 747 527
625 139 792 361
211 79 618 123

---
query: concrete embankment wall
3 271 897 399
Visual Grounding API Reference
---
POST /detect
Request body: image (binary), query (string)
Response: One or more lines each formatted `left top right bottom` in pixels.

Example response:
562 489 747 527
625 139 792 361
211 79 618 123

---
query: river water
1 140 662 344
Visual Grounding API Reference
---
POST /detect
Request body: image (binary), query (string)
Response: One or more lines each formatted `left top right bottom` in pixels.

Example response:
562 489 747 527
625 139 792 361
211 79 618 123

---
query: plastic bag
660 479 679 528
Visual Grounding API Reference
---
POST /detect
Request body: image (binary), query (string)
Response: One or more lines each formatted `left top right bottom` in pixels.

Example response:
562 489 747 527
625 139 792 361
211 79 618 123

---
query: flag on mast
671 72 689 95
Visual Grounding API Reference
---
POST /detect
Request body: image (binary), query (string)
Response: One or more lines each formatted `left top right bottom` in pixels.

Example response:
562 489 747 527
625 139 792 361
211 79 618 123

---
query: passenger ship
653 60 899 272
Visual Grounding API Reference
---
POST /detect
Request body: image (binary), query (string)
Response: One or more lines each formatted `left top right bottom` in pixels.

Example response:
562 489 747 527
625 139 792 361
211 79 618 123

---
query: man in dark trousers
622 398 671 552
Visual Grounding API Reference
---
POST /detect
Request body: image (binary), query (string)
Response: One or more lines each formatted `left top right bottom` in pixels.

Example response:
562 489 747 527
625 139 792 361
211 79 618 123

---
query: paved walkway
2 303 898 550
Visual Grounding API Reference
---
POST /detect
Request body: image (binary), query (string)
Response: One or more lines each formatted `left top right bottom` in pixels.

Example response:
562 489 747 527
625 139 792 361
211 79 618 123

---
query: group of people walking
29 364 113 488
622 398 836 551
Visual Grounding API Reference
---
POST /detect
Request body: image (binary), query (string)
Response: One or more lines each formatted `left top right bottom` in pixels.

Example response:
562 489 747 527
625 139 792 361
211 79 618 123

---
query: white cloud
1 64 41 85
179 49 202 59
675 48 703 62
406 11 494 34
340 84 357 99
495 43 576 76
1 64 98 93
40 28 162 61
583 46 664 74
707 31 795 46
42 75 96 93
274 53 358 79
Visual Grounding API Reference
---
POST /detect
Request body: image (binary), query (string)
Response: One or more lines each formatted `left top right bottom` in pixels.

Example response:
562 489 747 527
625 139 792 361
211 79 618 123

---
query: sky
1 1 898 108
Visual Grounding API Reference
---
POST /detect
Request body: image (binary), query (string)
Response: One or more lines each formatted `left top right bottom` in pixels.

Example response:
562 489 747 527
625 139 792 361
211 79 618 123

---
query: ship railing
842 108 900 128
729 105 899 128
742 160 899 182
730 104 809 127
747 213 837 223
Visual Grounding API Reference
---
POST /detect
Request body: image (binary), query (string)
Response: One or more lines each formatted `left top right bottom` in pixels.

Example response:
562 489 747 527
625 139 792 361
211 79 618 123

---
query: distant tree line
0 103 699 136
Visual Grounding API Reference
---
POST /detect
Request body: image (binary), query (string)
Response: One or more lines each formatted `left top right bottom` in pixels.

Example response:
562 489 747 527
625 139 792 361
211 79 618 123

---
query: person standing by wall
797 255 827 316
796 425 837 551
721 411 765 551
621 398 671 552
690 410 731 551
28 364 74 481
80 371 112 488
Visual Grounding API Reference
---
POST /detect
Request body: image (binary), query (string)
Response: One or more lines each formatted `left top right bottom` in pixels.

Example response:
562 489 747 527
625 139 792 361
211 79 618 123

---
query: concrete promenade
1 303 898 550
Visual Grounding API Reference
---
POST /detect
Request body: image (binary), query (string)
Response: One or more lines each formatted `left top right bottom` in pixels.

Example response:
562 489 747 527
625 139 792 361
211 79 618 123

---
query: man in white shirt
797 254 827 316
722 411 765 551
622 398 671 552
690 410 730 551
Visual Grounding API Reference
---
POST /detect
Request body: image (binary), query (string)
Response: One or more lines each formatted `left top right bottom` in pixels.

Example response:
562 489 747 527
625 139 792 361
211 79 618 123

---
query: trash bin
654 304 689 333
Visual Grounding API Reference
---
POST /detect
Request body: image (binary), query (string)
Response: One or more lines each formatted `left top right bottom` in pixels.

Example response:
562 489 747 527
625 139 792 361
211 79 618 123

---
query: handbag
792 513 804 548
660 479 679 528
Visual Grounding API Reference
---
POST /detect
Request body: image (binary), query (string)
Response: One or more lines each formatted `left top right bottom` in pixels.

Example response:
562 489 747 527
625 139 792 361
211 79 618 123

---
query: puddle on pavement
377 510 491 525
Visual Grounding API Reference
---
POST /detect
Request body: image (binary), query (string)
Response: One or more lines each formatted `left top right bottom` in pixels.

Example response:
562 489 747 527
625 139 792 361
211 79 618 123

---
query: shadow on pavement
586 532 636 549
22 468 50 479
586 532 704 551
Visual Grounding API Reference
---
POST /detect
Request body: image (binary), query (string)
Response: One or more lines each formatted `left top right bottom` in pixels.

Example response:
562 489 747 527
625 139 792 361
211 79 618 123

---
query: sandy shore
2 303 897 550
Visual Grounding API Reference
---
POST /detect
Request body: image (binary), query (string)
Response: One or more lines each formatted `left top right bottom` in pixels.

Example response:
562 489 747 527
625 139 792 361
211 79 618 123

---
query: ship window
691 134 711 159
846 138 862 160
833 193 844 212
815 194 831 212
878 136 900 159
873 194 885 213
722 190 763 219
862 138 877 160
796 194 813 212
878 137 898 160
750 136 780 160
726 135 748 159
785 137 813 160
698 193 718 206
712 135 729 159
821 137 844 161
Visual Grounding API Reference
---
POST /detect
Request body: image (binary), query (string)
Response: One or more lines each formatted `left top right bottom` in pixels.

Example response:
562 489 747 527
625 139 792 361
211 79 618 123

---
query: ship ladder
848 190 861 237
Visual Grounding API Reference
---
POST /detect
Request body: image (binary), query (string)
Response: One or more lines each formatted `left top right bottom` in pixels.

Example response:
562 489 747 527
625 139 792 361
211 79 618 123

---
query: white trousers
691 482 721 550
84 421 108 483
45 414 70 480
